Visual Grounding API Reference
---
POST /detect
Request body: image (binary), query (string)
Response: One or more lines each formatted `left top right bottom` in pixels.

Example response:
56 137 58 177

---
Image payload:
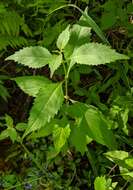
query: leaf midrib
29 83 63 128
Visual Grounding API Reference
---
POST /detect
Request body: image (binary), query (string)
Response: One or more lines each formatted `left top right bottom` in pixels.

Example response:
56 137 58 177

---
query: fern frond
0 11 23 36
0 35 28 50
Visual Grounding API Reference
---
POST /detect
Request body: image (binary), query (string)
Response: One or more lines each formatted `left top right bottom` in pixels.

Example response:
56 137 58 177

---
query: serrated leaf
94 176 107 190
53 123 71 151
71 43 129 66
13 76 51 97
6 46 52 68
85 108 117 149
56 25 70 50
48 54 62 77
23 82 64 138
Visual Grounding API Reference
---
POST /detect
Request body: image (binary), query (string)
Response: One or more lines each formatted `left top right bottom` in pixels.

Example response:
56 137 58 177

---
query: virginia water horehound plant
2 4 131 189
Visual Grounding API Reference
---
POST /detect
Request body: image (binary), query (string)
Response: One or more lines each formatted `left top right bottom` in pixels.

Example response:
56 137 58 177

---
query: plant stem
62 58 69 101
20 141 42 171
65 75 68 99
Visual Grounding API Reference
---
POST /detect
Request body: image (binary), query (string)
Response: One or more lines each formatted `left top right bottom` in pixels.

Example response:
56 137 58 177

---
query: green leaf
16 123 28 131
65 102 117 149
56 25 70 50
0 35 28 50
0 130 9 141
0 128 17 143
104 151 129 161
53 123 71 151
122 172 133 178
70 69 80 87
65 102 88 118
47 147 60 161
6 46 52 68
119 167 133 181
71 43 129 66
7 128 17 143
78 6 109 44
70 119 92 154
104 151 133 176
94 176 107 190
101 12 116 30
29 120 55 139
128 182 133 190
101 0 116 12
49 5 109 44
5 114 13 128
125 158 133 169
23 82 64 138
64 24 91 60
65 103 92 154
42 20 67 47
0 115 17 142
0 82 10 101
13 76 51 97
48 54 62 77
85 108 117 149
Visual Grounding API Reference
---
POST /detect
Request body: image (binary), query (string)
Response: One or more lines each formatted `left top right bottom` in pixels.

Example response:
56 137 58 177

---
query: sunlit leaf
14 76 51 97
48 54 62 77
56 25 70 50
23 82 64 138
94 176 107 190
71 43 129 66
104 151 129 161
6 46 52 68
53 123 71 151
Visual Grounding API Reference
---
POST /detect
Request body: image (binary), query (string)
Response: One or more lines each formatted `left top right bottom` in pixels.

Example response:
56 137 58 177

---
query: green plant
1 3 132 190
5 6 129 154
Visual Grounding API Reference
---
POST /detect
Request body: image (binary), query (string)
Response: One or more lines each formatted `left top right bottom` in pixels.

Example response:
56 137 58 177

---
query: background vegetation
0 0 133 189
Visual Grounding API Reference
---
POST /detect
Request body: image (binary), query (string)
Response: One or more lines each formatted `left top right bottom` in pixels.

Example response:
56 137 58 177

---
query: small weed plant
0 3 133 190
